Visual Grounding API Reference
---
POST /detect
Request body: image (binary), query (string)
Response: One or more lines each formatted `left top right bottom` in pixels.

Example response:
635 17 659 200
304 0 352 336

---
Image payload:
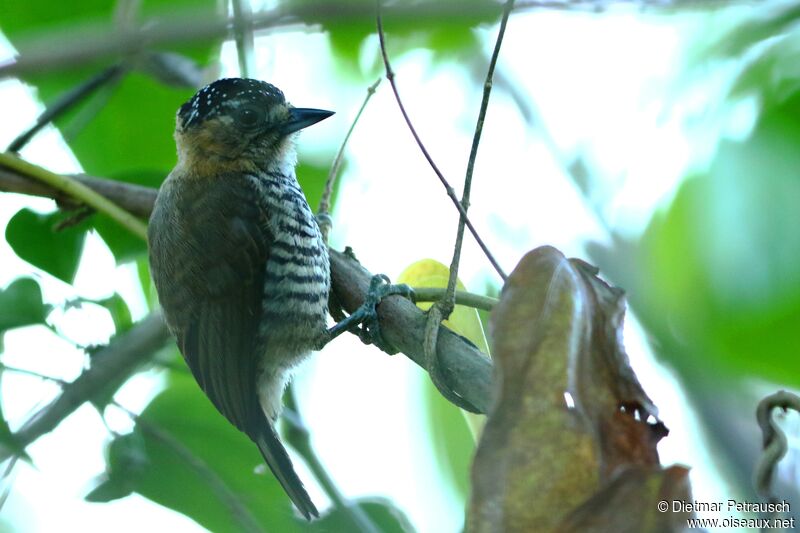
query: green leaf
0 277 47 334
89 170 163 263
296 158 334 214
92 213 147 264
311 498 416 533
59 71 187 177
95 372 306 532
730 38 800 102
86 432 146 502
308 0 496 75
95 293 133 334
0 416 21 461
96 371 417 531
0 1 125 149
80 293 135 410
393 1 494 57
395 260 482 509
0 276 48 353
137 257 156 310
2 0 220 187
85 475 135 502
702 2 800 60
5 209 87 283
592 93 800 387
422 379 475 506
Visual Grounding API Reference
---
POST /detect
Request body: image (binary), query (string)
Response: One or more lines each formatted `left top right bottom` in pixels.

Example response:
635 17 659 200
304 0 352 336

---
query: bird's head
174 78 333 175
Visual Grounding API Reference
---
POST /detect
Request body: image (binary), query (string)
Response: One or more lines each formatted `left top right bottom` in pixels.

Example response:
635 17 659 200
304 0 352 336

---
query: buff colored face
175 78 294 165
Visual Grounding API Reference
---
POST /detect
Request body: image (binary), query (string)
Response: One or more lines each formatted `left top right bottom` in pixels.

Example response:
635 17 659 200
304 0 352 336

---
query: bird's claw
357 275 414 354
320 274 414 353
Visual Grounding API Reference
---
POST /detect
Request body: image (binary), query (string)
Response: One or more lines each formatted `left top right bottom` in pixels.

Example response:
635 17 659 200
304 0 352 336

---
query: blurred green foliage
0 0 503 530
593 2 800 385
587 0 800 513
287 0 494 77
89 370 414 532
0 278 47 336
9 0 799 530
2 0 220 279
422 380 474 505
5 208 89 284
91 372 310 532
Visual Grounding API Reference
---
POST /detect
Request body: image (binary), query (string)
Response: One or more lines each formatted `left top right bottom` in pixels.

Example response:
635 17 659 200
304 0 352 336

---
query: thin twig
231 0 256 78
0 313 170 462
317 78 381 242
7 65 126 153
0 363 67 386
283 387 380 533
61 72 125 144
111 402 265 533
0 153 148 240
440 0 514 319
423 0 513 395
754 390 800 505
0 457 19 512
411 288 497 312
375 2 507 282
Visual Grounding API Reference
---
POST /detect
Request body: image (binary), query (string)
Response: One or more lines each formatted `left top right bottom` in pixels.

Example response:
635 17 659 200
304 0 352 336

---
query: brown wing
148 174 318 518
150 175 267 433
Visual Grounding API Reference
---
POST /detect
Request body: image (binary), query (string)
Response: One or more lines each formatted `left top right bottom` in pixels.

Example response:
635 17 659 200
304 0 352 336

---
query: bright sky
0 7 745 532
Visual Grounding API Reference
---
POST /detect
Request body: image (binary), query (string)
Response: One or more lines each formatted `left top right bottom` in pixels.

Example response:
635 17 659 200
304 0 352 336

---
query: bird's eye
237 108 261 127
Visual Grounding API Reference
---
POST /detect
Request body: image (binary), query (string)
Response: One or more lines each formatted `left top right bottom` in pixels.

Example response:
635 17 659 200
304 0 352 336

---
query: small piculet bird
148 78 333 519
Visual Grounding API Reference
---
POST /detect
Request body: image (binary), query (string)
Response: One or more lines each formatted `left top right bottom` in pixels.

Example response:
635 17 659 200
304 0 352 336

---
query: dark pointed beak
280 108 334 135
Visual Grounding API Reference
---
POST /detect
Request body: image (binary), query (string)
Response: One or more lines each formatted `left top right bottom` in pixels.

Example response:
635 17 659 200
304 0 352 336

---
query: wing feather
150 176 318 517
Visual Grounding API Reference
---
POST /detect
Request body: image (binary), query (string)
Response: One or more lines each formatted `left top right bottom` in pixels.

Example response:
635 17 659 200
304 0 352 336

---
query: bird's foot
357 274 414 353
319 274 414 354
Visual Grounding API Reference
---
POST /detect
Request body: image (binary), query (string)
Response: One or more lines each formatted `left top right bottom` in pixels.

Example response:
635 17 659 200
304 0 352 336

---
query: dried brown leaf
468 247 598 533
467 246 676 533
567 258 666 477
555 465 693 533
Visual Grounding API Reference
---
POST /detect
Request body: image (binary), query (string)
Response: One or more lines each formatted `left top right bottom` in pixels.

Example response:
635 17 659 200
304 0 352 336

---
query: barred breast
247 171 330 419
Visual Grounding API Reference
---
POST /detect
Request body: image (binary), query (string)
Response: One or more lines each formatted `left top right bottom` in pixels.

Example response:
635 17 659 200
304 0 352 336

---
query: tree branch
0 2 503 79
330 250 491 412
0 153 148 240
0 168 156 218
0 169 494 415
0 312 170 461
444 0 514 315
231 0 256 78
0 0 720 80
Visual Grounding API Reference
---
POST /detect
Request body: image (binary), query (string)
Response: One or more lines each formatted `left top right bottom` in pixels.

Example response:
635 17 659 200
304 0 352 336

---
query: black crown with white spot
178 78 286 129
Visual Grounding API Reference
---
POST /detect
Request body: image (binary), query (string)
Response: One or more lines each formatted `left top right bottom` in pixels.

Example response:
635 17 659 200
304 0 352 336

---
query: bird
147 78 334 520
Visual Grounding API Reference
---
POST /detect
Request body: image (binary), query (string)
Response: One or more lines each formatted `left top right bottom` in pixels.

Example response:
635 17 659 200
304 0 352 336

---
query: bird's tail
255 420 319 520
